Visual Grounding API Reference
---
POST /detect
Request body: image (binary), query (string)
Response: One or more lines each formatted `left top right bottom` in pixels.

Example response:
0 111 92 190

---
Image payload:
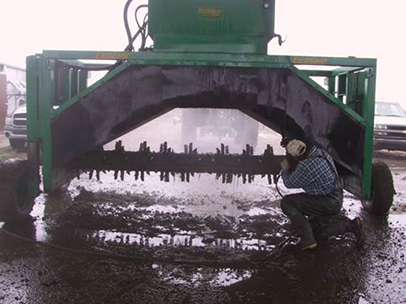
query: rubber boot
318 217 365 247
348 217 365 247
317 219 350 241
291 213 317 251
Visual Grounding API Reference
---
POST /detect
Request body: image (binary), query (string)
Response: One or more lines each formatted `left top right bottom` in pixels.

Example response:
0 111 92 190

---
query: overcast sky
1 0 405 107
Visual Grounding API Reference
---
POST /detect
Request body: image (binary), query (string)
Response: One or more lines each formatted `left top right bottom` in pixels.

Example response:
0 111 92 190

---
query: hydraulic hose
124 0 135 51
62 19 146 71
61 27 144 72
135 4 148 30
61 1 149 71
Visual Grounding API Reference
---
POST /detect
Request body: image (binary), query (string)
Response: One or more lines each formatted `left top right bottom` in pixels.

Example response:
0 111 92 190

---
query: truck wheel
9 138 26 150
0 160 35 221
361 161 394 215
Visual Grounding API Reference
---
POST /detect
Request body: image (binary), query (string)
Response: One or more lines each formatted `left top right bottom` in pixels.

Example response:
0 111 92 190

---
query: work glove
280 137 291 148
280 159 290 172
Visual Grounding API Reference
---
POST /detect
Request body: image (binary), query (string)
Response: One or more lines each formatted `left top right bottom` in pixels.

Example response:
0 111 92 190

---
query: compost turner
0 0 394 221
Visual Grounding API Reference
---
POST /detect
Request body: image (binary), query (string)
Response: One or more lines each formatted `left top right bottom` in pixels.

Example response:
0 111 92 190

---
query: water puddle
68 171 281 214
30 194 47 242
74 228 277 251
212 269 253 287
151 263 254 288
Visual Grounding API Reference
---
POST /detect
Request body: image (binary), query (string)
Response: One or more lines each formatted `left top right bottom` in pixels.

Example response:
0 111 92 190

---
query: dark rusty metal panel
51 65 364 176
254 68 364 175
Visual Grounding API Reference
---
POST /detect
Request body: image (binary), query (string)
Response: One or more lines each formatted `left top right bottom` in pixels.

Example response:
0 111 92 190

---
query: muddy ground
0 110 405 304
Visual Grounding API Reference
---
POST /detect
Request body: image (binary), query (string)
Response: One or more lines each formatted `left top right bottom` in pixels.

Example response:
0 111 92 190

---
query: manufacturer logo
292 57 327 65
198 7 224 20
96 52 130 60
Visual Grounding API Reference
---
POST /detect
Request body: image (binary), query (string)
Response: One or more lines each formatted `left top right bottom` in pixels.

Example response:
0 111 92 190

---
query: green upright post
356 72 367 117
39 58 54 192
70 68 79 98
337 74 346 103
79 70 88 92
26 56 41 199
362 65 377 199
26 56 40 142
327 76 335 96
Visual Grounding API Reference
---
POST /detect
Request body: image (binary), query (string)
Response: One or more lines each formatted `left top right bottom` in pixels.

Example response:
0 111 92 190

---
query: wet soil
1 167 405 304
374 150 406 169
0 133 9 150
0 146 26 160
1 114 406 304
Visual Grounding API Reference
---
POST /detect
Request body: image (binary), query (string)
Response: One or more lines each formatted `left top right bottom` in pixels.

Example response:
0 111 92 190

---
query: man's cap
286 139 307 157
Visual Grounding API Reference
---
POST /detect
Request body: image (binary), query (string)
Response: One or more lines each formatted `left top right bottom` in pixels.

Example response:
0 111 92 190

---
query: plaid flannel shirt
281 146 337 196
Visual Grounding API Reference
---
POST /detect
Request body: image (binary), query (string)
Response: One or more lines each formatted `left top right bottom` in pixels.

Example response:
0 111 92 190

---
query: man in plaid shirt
280 139 364 250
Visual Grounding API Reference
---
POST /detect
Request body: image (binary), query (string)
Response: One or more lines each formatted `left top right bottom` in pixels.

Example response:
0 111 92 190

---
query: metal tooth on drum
69 141 284 184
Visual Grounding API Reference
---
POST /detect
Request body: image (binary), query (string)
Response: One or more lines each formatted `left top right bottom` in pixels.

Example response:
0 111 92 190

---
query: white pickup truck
374 101 406 151
4 105 26 149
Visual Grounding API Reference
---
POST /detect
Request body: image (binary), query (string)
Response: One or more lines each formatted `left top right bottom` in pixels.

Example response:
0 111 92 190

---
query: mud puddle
49 177 291 267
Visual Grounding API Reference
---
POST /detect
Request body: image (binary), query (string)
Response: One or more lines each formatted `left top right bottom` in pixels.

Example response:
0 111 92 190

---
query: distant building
0 62 26 131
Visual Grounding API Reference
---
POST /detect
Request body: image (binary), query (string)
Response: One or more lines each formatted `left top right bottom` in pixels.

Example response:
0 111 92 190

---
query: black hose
62 25 145 72
124 22 147 52
275 172 284 198
124 0 135 51
139 14 149 50
126 3 149 52
59 2 149 71
135 4 148 31
135 6 149 50
270 33 285 46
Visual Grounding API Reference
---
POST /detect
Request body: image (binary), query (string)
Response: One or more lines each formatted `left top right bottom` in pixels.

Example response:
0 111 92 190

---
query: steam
105 108 283 155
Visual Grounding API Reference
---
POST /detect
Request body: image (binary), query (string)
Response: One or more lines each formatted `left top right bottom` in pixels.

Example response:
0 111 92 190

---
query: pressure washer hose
274 172 284 198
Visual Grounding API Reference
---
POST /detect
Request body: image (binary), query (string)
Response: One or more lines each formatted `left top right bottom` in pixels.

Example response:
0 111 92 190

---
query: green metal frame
26 50 376 200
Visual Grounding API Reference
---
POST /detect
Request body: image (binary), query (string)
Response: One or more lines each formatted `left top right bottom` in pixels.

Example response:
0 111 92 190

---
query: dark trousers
281 189 343 239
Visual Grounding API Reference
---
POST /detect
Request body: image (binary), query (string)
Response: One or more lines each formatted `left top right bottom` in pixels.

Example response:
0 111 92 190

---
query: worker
279 139 364 250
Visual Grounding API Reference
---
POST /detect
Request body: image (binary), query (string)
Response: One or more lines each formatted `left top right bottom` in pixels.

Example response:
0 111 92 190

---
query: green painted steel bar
289 66 365 125
47 55 370 127
38 58 54 192
25 55 41 201
331 67 366 76
78 70 88 93
362 66 377 199
70 69 78 98
337 74 346 102
40 50 377 68
51 62 131 118
356 72 368 117
26 56 40 141
304 67 366 78
58 62 71 105
302 70 333 77
327 76 335 95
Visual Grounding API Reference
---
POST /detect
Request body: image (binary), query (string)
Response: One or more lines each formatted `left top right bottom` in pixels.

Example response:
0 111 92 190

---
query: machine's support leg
26 56 41 200
39 58 54 192
361 67 377 199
